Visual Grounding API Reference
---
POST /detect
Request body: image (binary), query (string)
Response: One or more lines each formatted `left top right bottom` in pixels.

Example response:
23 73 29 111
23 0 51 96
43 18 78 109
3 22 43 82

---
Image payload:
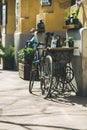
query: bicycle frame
29 32 54 94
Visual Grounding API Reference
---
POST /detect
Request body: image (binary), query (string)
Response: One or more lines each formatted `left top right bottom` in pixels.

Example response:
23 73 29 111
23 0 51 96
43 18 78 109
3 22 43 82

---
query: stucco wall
18 0 71 34
6 0 15 34
18 0 39 34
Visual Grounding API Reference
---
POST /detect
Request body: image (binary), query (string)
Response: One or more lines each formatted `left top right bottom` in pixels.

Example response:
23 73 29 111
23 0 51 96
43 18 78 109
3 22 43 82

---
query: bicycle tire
29 46 41 94
41 55 53 98
29 65 37 93
59 65 74 84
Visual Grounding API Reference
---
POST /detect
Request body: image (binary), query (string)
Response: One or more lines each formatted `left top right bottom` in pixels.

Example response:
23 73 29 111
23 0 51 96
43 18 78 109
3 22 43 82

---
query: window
40 0 51 6
71 0 76 6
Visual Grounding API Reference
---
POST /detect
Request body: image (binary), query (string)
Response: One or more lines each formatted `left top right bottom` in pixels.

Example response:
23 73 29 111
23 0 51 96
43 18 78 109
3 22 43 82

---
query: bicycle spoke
41 55 53 98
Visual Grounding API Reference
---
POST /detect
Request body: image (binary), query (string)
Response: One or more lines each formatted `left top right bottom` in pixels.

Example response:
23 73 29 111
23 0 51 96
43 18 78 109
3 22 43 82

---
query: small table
46 47 77 64
44 47 78 96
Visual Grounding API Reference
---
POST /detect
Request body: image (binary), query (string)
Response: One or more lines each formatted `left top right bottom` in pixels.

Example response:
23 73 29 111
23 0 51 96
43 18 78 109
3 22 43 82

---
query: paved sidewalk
0 69 87 130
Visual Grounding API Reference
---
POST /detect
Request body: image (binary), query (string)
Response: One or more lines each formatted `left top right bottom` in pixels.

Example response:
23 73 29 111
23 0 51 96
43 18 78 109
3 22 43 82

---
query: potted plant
18 47 35 80
65 10 70 25
72 6 81 25
64 37 74 47
73 1 82 24
0 44 14 70
65 1 82 26
68 37 74 47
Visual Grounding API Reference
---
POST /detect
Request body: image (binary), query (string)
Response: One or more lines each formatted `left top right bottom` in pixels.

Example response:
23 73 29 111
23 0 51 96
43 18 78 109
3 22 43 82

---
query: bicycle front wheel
29 64 40 94
41 55 53 98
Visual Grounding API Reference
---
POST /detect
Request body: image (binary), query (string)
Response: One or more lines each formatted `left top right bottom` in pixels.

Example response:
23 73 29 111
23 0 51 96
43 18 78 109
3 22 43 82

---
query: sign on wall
40 0 51 6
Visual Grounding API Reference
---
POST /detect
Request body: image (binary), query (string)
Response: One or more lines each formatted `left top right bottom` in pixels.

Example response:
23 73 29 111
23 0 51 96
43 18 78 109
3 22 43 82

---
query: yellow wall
18 0 71 34
18 0 39 34
1 0 15 35
1 0 71 35
36 0 69 32
6 0 15 34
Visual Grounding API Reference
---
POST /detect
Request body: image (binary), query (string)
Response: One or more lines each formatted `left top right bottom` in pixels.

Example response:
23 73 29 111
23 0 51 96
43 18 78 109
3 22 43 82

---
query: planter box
18 63 31 80
63 24 80 29
3 58 14 70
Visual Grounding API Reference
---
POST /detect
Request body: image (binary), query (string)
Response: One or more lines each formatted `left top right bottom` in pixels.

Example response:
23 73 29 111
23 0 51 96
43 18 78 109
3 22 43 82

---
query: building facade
1 0 87 96
0 0 72 68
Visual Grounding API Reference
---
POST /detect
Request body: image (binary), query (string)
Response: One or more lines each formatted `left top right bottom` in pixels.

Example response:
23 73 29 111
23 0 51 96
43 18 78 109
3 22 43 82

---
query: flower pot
70 16 74 24
68 40 74 47
18 63 31 80
65 19 70 25
73 18 79 24
3 58 14 70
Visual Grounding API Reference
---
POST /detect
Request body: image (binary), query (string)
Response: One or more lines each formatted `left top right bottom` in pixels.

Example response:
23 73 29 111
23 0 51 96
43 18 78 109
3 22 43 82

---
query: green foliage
18 48 35 64
65 11 70 20
74 7 80 19
65 5 81 20
0 44 5 52
0 45 14 60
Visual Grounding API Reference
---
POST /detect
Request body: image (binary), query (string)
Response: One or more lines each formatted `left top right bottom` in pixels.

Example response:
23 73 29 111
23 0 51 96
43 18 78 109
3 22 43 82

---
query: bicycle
29 32 78 98
29 32 53 94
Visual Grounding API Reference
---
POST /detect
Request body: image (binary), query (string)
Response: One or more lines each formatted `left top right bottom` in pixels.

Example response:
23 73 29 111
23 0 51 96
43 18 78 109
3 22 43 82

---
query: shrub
18 48 35 64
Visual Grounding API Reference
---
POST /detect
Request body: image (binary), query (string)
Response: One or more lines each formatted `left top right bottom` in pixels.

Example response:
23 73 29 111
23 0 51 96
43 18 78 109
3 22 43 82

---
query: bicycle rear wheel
41 55 53 98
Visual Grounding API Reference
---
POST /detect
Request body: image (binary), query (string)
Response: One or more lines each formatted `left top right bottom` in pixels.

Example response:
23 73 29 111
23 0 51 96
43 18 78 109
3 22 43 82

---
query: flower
73 1 82 19
76 1 82 7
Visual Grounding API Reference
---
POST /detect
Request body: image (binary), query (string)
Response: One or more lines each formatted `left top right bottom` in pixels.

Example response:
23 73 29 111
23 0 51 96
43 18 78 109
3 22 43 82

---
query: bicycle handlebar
46 32 54 36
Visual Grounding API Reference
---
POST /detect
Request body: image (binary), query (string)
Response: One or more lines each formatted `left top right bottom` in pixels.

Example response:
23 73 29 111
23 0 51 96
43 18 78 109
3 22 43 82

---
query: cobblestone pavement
0 69 87 130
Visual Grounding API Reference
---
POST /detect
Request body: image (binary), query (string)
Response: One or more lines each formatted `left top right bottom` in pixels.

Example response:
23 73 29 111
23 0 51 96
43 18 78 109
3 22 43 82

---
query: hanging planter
64 0 82 26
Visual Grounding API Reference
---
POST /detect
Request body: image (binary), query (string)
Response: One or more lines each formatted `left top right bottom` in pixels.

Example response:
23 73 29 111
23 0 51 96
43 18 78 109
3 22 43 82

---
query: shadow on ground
47 95 87 107
0 120 81 130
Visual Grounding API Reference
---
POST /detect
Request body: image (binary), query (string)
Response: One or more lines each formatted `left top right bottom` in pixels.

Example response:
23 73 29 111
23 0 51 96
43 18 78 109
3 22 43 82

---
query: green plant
0 44 5 51
18 48 35 64
65 10 71 25
0 45 14 70
72 1 82 19
72 8 80 19
65 1 82 25
65 10 70 20
0 44 14 59
64 37 74 47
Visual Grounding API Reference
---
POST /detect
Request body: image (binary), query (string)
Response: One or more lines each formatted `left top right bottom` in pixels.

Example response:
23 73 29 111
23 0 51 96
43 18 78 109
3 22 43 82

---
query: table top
37 47 78 51
47 47 78 51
